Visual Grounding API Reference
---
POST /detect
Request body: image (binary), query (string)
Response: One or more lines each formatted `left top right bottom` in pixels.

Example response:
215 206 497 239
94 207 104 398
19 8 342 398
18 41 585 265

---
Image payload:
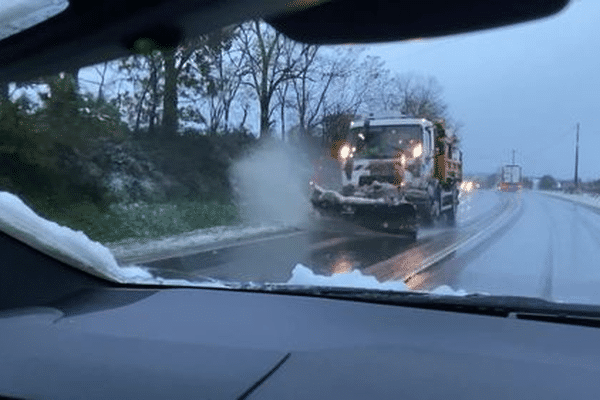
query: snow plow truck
311 114 462 240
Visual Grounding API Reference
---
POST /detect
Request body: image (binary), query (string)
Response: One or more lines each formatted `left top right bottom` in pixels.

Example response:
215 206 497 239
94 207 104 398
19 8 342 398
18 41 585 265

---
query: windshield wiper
133 272 600 329
246 284 600 327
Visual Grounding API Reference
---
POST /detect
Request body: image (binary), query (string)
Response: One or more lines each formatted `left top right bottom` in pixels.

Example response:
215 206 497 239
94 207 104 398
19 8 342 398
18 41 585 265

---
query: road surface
135 190 600 305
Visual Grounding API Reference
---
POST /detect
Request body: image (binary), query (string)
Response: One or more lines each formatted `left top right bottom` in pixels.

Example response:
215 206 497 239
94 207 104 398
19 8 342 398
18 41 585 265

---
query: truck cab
338 114 461 225
340 116 436 193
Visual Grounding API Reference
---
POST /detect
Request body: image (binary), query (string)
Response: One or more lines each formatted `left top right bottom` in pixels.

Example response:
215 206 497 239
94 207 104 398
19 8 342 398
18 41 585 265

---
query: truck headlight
340 144 351 160
412 143 423 158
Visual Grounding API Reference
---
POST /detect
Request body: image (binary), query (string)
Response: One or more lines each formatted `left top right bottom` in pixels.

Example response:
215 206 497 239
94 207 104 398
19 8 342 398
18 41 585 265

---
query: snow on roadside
285 264 469 296
108 223 296 262
540 190 600 210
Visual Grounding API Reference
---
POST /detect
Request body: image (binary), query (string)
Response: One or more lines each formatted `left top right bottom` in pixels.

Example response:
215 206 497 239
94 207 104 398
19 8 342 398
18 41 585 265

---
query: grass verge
27 198 239 244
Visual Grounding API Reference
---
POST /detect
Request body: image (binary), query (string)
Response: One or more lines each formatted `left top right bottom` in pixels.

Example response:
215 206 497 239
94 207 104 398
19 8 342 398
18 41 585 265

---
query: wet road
409 191 600 304
142 190 600 304
141 189 500 283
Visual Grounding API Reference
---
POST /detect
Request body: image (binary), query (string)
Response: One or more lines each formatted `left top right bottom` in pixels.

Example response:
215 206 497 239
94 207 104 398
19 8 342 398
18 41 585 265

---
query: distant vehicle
311 114 462 239
499 164 522 192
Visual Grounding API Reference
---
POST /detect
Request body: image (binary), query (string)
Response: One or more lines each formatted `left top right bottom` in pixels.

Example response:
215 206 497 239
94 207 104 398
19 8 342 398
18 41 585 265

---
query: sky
359 0 599 180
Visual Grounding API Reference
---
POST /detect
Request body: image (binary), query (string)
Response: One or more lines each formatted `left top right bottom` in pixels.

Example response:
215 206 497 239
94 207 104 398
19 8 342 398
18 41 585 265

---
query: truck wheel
444 190 459 226
422 193 441 226
445 200 457 226
406 229 418 241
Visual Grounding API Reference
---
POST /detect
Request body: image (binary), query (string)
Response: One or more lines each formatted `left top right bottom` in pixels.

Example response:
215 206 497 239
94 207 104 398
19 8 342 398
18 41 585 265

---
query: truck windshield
351 124 423 159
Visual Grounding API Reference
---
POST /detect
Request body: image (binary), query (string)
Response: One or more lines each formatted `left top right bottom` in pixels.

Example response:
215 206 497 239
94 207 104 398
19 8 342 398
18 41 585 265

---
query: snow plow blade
310 184 417 237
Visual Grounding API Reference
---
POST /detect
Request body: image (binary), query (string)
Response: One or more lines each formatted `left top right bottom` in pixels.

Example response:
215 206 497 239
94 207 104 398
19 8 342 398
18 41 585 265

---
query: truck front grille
359 175 398 186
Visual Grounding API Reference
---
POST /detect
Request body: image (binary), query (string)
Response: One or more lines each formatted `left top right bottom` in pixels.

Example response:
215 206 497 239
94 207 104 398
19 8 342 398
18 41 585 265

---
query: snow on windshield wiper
267 264 467 295
255 283 600 326
245 265 600 326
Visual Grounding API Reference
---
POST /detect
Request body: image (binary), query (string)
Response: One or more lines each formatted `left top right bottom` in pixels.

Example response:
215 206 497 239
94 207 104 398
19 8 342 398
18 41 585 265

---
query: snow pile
286 264 469 296
230 142 313 227
542 190 600 210
0 192 166 284
430 285 469 296
287 264 409 291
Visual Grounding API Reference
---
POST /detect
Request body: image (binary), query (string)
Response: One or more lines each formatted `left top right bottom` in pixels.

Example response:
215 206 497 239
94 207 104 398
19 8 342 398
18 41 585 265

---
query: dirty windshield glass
2 1 600 305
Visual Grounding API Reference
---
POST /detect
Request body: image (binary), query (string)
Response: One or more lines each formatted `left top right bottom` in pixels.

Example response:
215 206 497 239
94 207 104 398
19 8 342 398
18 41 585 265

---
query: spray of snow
286 264 469 296
230 141 313 227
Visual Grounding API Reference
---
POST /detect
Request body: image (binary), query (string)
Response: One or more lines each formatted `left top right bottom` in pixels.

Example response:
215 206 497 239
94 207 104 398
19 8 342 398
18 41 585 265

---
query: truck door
423 126 435 178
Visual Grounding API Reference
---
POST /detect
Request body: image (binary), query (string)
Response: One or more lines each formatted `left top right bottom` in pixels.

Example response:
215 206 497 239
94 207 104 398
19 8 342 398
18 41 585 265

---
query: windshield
2 1 600 308
351 125 422 159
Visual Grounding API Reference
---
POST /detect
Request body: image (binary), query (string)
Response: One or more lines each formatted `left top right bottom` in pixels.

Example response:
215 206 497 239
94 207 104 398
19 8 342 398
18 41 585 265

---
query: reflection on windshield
0 0 69 40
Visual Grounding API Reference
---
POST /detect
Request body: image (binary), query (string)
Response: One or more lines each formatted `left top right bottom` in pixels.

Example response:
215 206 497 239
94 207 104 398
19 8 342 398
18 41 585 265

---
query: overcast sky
361 0 599 180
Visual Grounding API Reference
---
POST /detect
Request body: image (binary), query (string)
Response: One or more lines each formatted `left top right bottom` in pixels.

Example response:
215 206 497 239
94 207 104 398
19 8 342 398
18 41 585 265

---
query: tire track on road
364 193 522 285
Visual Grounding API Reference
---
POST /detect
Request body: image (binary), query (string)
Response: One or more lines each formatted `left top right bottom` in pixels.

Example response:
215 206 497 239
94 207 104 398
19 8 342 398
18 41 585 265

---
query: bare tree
161 40 202 137
116 55 160 134
323 54 385 117
290 45 344 137
274 79 291 140
114 29 237 136
201 26 246 134
389 74 448 121
318 55 453 148
238 20 298 138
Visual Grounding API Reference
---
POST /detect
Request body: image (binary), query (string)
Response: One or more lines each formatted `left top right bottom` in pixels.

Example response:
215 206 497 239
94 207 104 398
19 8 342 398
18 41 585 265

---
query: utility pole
574 123 580 190
512 149 516 165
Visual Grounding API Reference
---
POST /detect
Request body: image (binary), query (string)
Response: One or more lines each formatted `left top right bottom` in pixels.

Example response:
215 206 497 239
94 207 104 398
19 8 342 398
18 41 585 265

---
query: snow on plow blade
310 184 417 236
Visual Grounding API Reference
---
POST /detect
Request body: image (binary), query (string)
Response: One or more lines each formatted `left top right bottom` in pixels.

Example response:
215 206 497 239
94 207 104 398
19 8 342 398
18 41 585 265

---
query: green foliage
101 200 239 243
136 130 256 201
0 76 129 207
25 197 239 244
